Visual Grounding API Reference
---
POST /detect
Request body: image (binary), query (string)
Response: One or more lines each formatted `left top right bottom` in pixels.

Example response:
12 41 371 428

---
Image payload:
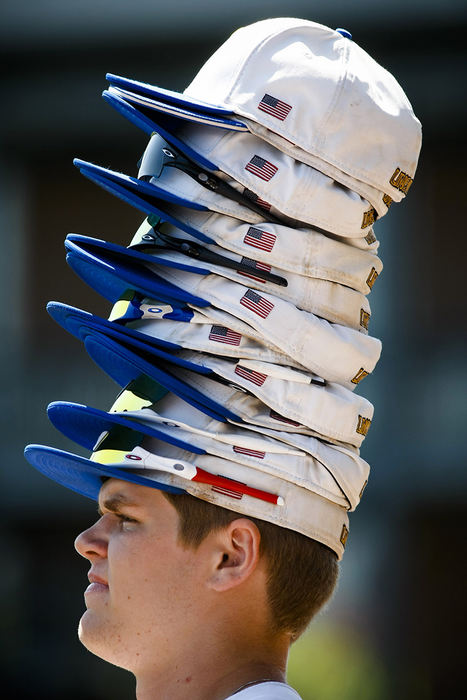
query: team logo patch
234 365 267 387
360 309 370 330
356 415 372 436
243 226 276 252
208 325 241 346
233 445 266 459
245 155 278 182
237 257 271 283
351 368 370 385
258 94 292 121
240 289 274 319
361 207 377 229
389 167 413 194
340 524 349 547
366 267 379 290
382 193 393 208
243 188 271 211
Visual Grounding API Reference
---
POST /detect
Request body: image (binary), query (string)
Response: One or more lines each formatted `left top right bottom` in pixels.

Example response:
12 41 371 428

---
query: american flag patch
269 409 301 427
233 445 266 459
208 325 241 346
237 257 271 284
245 155 278 182
234 365 267 387
258 94 292 121
240 289 274 319
243 188 271 211
243 226 276 252
211 485 243 500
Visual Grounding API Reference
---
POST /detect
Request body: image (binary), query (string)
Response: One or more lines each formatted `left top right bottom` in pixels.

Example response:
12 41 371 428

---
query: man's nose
74 518 108 560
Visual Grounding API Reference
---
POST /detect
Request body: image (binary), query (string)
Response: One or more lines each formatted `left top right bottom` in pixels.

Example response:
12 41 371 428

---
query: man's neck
134 640 289 700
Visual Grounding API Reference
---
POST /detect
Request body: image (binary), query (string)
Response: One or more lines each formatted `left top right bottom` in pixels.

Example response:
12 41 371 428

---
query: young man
74 477 337 699
25 16 421 699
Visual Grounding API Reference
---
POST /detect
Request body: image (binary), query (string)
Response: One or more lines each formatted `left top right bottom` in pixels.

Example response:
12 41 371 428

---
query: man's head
74 478 338 675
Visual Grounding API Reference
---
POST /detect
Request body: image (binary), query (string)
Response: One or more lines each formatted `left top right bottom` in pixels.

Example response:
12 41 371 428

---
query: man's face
74 479 206 672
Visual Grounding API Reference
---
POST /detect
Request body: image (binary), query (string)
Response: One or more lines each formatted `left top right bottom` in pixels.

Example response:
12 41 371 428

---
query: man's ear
207 518 262 592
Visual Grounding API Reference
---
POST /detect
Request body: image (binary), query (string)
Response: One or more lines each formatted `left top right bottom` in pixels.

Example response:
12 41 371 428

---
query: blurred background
1 1 466 698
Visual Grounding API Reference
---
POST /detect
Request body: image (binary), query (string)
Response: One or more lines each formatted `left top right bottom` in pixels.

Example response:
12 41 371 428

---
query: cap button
336 27 352 40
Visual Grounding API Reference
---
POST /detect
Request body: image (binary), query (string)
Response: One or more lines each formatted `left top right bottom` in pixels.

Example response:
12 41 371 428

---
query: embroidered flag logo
233 445 266 459
208 325 241 346
258 94 292 121
269 409 301 427
211 485 243 499
243 226 276 252
237 257 271 284
245 155 278 182
240 289 274 319
234 365 267 387
243 188 271 211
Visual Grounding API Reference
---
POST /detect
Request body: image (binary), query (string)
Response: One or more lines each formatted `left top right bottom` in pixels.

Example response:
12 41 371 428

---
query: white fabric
132 211 382 293
142 126 379 238
226 681 302 699
137 238 371 331
138 265 381 388
185 17 422 201
175 351 373 448
116 399 370 511
168 368 369 450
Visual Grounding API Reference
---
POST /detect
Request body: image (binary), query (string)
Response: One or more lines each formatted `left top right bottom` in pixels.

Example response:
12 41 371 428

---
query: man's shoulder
226 681 302 699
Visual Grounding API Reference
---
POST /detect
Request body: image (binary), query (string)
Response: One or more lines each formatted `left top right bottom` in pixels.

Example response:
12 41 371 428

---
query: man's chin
77 610 133 671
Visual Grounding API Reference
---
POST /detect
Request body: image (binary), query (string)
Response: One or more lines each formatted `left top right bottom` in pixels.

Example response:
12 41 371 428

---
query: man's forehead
98 477 160 507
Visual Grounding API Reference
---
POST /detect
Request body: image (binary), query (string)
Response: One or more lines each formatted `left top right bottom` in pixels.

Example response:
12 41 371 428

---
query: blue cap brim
83 329 241 423
47 301 190 351
104 85 248 133
47 401 206 455
106 73 241 121
46 302 211 375
65 233 209 276
74 158 208 214
71 161 214 244
64 238 210 307
24 444 185 501
103 90 219 172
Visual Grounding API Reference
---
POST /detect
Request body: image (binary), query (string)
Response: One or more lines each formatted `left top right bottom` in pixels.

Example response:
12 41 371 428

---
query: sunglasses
131 215 287 288
138 132 284 226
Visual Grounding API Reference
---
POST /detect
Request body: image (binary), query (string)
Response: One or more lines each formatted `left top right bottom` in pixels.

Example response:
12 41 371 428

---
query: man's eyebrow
97 493 139 516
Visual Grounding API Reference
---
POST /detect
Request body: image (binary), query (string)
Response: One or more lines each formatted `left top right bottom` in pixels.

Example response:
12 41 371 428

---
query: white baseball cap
106 18 421 211
64 237 381 389
137 125 379 239
45 399 369 512
142 264 380 389
175 350 374 449
183 18 422 203
132 215 382 295
131 243 372 332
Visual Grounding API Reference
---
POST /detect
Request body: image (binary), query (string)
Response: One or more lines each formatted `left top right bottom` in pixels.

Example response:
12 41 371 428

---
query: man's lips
85 572 109 594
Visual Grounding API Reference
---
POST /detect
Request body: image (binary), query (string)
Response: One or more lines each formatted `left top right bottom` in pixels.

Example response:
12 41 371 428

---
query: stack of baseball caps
25 18 421 559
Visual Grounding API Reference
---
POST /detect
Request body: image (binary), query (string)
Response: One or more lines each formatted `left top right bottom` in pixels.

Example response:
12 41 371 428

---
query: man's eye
116 513 138 525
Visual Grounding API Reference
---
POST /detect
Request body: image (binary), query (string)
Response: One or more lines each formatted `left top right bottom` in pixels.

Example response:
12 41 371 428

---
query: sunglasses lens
110 376 168 413
138 133 177 180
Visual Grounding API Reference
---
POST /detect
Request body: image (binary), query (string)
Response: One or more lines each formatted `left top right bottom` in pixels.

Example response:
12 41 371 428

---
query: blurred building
1 2 466 698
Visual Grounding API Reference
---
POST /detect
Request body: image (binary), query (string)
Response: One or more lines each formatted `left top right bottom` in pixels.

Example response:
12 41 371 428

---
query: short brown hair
163 492 339 639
